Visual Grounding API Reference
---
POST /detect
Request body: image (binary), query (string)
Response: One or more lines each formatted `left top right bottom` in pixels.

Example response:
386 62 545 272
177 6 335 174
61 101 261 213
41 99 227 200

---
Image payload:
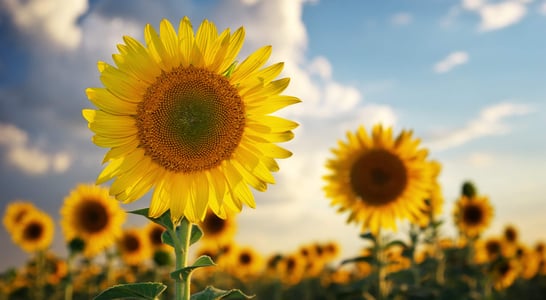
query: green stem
172 218 193 300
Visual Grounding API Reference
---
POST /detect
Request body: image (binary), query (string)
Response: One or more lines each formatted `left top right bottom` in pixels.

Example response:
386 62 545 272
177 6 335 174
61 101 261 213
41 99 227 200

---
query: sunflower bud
461 181 477 198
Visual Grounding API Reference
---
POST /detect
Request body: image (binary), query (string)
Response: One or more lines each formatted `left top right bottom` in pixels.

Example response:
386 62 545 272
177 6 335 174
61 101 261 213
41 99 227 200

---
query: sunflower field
2 16 546 300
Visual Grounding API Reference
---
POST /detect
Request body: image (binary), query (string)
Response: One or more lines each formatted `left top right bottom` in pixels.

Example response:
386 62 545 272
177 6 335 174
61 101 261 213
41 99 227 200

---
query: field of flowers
2 16 546 300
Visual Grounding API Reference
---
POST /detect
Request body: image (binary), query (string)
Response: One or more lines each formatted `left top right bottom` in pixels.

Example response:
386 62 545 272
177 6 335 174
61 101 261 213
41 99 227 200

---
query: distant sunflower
231 245 263 278
12 210 54 253
489 258 519 290
199 209 236 245
60 184 126 258
323 124 436 234
419 162 443 228
453 195 493 239
117 228 151 266
83 17 299 224
3 201 36 233
143 221 169 251
278 253 306 286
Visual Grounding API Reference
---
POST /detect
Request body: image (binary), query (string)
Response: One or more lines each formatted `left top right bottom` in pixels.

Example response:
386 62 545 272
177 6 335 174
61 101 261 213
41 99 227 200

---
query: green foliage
93 282 167 300
170 255 215 281
190 286 254 300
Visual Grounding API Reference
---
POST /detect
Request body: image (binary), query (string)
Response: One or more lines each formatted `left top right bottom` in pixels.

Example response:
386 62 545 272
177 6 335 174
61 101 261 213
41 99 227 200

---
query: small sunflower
117 228 151 266
278 253 306 286
83 17 300 224
323 124 437 234
489 258 519 290
453 195 494 239
199 209 236 245
3 201 36 234
143 221 169 251
12 210 54 253
60 183 126 258
230 245 263 279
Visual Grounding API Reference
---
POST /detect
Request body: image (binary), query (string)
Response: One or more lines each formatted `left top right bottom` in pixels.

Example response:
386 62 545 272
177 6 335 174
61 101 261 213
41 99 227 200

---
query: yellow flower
82 17 300 224
199 209 237 245
489 258 519 290
453 195 493 239
323 124 437 234
3 201 36 234
12 209 54 253
277 253 306 286
230 245 263 279
117 228 151 266
143 221 170 251
60 183 126 258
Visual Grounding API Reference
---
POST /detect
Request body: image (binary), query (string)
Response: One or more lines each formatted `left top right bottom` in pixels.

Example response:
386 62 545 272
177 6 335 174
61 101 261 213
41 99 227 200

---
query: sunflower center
239 252 252 265
123 234 141 252
463 204 484 225
350 149 408 206
77 199 109 234
24 222 43 241
150 227 165 247
204 214 227 235
137 66 245 173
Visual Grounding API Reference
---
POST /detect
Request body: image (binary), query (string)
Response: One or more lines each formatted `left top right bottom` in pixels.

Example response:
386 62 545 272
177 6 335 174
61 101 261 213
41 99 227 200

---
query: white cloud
307 56 332 80
340 104 398 133
460 0 529 32
391 12 413 26
0 123 72 175
466 152 494 167
434 51 469 73
424 102 533 151
2 0 88 49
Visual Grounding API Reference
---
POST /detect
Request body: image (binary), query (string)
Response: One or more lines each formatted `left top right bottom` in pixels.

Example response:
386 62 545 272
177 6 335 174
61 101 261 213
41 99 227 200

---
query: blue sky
1 0 545 271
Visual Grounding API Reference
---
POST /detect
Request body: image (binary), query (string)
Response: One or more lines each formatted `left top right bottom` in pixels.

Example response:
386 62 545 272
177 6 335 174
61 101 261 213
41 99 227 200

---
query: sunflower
3 201 36 234
199 209 236 245
277 253 306 286
12 209 54 253
82 17 299 224
60 184 126 258
230 245 263 279
117 228 151 266
323 124 437 234
489 258 519 290
453 195 493 239
143 221 170 251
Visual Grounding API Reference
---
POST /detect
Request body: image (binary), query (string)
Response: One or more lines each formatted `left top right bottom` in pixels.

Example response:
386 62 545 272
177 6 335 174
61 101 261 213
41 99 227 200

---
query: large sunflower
60 184 126 258
323 124 436 234
82 17 299 224
12 209 54 253
453 195 493 239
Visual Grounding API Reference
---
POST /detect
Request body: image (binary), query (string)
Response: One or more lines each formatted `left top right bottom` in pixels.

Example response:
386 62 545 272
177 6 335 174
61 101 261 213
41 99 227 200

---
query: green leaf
359 232 376 242
170 255 215 281
191 286 254 300
384 240 408 250
129 208 173 230
161 230 175 248
190 224 203 245
341 255 376 265
93 282 167 300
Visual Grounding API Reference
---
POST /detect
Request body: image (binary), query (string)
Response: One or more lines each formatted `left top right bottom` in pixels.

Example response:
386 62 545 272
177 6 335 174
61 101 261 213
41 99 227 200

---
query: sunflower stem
172 218 193 300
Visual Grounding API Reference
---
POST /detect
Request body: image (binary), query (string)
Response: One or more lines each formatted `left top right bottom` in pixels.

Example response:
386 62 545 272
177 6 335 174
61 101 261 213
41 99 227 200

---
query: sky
1 0 545 271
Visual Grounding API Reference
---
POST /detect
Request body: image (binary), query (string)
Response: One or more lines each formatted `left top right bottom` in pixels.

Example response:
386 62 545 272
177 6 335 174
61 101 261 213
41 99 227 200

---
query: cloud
390 12 413 26
1 0 88 49
434 51 469 73
424 102 533 151
0 123 72 175
461 0 529 32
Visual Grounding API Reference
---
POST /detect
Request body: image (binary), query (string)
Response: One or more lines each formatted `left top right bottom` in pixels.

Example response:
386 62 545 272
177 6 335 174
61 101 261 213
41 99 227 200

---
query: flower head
453 195 494 239
12 209 54 253
60 184 126 257
323 124 437 234
83 17 299 224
